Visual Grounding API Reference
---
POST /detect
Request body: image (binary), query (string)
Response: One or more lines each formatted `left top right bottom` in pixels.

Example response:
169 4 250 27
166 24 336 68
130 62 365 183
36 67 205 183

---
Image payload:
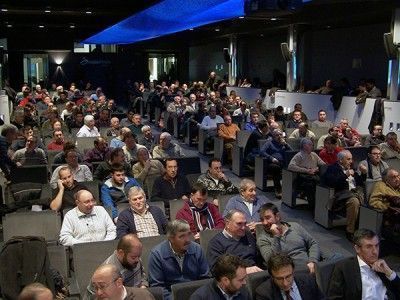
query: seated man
138 125 155 151
176 182 224 241
244 119 270 168
50 149 92 189
12 135 47 166
224 179 268 229
105 117 120 137
318 136 343 165
286 109 303 129
152 132 184 158
311 109 333 128
90 264 154 300
94 108 110 128
244 112 259 132
365 124 385 146
84 136 112 164
132 147 165 196
110 127 130 149
369 168 400 244
151 158 191 206
101 164 141 221
190 254 250 300
10 125 46 154
288 122 316 141
257 203 321 272
94 148 133 181
120 110 135 128
328 228 400 300
288 138 325 211
76 115 100 137
358 145 388 181
122 131 147 164
116 186 167 239
86 234 148 298
321 150 364 240
207 209 263 273
148 220 210 300
317 126 344 149
259 129 292 198
53 141 83 164
46 130 65 151
199 105 224 150
233 101 251 123
50 166 89 212
217 115 240 163
197 158 238 201
59 190 116 246
127 114 144 136
380 132 400 160
256 253 324 300
0 124 18 180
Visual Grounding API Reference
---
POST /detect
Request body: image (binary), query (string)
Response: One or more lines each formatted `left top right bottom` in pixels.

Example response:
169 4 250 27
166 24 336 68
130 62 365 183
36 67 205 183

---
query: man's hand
372 259 394 278
144 159 151 170
193 232 200 240
57 179 64 191
346 169 355 176
182 195 189 201
246 266 263 274
218 172 227 181
269 224 282 237
272 158 279 164
16 162 22 167
307 262 316 274
247 222 260 232
213 199 219 207
358 164 367 174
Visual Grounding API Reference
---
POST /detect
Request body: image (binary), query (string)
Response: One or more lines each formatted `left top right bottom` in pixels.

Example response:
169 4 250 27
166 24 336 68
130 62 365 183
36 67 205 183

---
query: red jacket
176 201 225 234
319 146 343 165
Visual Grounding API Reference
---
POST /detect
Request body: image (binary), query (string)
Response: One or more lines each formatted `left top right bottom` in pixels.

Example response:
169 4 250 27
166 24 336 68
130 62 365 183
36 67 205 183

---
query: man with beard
86 234 148 298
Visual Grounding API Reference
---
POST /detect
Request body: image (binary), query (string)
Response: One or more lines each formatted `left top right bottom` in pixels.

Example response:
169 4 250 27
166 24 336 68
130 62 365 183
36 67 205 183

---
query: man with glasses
59 190 116 246
317 126 344 149
255 253 324 300
90 264 154 300
358 146 388 181
380 132 400 160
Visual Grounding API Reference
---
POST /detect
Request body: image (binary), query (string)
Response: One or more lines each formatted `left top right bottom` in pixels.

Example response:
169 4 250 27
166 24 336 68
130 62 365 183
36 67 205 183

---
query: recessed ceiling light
239 16 244 19
70 25 75 28
7 24 12 28
85 11 92 14
38 25 44 28
215 28 220 32
1 9 8 12
189 28 194 31
270 17 277 21
260 34 264 37
326 25 331 29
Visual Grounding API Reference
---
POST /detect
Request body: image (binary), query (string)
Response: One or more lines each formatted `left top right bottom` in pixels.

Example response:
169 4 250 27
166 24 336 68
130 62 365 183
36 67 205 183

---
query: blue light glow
83 0 245 44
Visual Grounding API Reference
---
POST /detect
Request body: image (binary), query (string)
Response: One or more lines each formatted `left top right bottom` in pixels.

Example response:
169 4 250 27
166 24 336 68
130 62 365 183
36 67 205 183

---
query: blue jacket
100 177 141 218
190 279 251 300
260 139 292 164
223 195 269 223
116 206 168 239
148 240 210 300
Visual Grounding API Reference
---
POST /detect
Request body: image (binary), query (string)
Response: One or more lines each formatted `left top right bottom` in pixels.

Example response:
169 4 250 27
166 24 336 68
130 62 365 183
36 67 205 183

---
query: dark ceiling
0 0 397 48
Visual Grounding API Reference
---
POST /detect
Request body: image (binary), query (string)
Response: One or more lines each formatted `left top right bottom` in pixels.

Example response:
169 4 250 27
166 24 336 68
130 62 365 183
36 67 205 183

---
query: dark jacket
321 162 363 192
327 256 400 300
151 175 191 203
116 206 168 239
260 139 292 164
255 273 325 300
190 279 250 300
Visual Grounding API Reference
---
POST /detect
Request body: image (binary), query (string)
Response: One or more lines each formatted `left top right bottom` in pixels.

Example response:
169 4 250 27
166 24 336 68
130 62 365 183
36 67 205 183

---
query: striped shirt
59 206 116 246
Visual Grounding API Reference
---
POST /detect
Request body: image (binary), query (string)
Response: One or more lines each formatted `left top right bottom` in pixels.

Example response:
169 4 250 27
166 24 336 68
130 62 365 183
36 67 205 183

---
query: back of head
18 283 53 300
212 254 248 281
267 252 294 275
166 219 190 238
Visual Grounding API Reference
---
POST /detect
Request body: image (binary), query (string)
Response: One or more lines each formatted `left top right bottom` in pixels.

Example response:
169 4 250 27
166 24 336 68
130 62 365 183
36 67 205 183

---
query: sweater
151 175 191 203
288 151 326 174
223 195 269 223
369 181 400 212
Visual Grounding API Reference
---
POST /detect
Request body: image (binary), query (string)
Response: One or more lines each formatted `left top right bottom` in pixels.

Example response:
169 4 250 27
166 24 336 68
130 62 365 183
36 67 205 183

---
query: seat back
246 270 270 299
315 259 343 295
346 146 368 166
47 150 62 167
386 158 400 171
140 235 166 275
2 210 62 242
150 201 166 215
199 229 222 254
287 138 301 151
82 180 101 202
218 194 232 215
148 287 164 300
186 173 201 187
237 130 252 148
47 244 69 280
72 240 119 297
176 157 201 175
169 199 184 221
171 278 212 300
10 165 49 184
283 150 299 168
76 137 98 153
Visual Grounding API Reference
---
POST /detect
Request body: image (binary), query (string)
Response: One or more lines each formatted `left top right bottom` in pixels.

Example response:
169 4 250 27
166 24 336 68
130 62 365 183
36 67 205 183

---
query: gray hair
224 209 245 222
84 114 95 125
141 125 151 133
1 124 18 137
300 137 313 150
239 178 256 193
166 219 190 237
272 129 283 136
160 132 171 140
128 186 146 200
337 150 351 162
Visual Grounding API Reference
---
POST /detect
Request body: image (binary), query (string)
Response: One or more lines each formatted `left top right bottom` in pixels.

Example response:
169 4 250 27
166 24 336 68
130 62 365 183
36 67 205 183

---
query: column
286 25 297 92
228 35 237 86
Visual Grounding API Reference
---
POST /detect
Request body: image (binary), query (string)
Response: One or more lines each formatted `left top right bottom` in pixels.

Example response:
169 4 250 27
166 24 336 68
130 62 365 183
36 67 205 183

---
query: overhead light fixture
70 24 75 29
6 24 12 28
239 16 244 19
38 25 45 28
1 9 8 12
45 10 51 13
215 28 220 32
189 28 194 31
270 17 277 21
85 11 92 14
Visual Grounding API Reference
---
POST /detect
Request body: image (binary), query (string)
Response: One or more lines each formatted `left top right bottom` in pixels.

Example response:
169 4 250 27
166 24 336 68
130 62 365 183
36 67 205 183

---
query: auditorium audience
217 115 240 163
318 136 343 165
138 125 155 151
84 136 111 163
46 130 65 151
94 148 133 181
286 109 303 129
76 115 100 137
288 122 316 141
105 117 120 137
152 132 184 158
365 124 385 146
110 127 130 149
244 119 270 168
12 135 47 166
244 112 259 132
380 132 400 160
311 109 333 128
317 125 344 149
358 145 388 181
122 131 147 164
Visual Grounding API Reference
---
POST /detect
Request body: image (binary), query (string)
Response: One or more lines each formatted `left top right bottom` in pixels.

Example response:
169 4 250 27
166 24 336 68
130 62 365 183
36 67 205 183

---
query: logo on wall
80 57 111 66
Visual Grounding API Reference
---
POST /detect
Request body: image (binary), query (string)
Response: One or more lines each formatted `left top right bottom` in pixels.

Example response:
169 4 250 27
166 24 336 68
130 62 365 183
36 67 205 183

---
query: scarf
188 200 215 232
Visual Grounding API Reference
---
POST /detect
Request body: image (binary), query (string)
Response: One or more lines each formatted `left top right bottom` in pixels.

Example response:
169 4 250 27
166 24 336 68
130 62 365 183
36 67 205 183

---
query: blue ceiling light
82 0 245 45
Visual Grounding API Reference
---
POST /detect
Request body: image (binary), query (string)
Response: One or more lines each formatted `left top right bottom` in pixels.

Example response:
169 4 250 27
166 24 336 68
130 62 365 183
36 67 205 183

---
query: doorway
148 53 177 82
23 54 49 87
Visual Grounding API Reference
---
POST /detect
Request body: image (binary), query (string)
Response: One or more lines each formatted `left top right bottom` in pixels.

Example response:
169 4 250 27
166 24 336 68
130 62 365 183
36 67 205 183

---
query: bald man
59 190 116 246
91 264 154 300
18 283 53 300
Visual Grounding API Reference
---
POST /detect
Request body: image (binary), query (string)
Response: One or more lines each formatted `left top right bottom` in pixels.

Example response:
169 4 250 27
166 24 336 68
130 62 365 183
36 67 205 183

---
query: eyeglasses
92 278 118 291
273 273 294 282
370 152 381 156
